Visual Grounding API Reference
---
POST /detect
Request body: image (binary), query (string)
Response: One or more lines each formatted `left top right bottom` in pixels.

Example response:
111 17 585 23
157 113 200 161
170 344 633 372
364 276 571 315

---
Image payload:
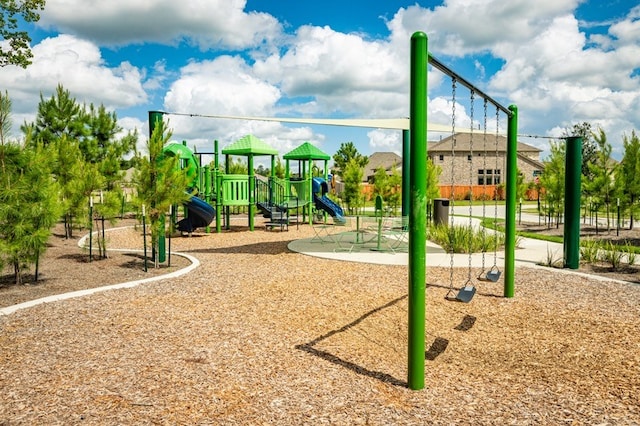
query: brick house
428 133 544 199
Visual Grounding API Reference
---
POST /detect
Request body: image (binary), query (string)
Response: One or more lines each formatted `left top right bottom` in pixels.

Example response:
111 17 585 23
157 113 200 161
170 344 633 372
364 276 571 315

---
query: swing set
407 32 519 390
442 79 505 303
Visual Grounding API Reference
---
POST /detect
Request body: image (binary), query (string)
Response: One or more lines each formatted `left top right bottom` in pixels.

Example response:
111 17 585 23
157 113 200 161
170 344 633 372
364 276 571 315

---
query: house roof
363 152 402 178
283 141 331 161
221 134 278 156
428 134 541 153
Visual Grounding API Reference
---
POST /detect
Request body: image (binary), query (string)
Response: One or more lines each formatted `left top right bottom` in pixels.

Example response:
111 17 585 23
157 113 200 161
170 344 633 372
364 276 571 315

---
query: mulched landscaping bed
0 217 638 424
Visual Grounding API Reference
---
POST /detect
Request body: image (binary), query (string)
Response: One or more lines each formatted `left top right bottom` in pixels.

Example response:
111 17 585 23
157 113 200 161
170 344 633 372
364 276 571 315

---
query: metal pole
617 198 620 236
142 204 148 272
408 31 427 391
563 136 582 269
89 197 93 262
215 140 222 233
504 105 518 298
248 155 255 231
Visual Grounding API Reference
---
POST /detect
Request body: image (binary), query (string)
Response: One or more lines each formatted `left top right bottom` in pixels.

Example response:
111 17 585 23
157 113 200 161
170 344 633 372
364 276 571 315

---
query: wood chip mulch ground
0 218 639 425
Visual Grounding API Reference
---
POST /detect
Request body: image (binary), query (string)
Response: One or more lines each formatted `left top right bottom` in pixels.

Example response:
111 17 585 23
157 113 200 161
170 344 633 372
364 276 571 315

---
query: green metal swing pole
563 136 582 269
504 105 518 298
408 31 427 391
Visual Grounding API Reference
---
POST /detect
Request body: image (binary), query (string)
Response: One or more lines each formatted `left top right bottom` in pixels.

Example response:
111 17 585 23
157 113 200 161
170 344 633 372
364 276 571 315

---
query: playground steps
265 207 289 231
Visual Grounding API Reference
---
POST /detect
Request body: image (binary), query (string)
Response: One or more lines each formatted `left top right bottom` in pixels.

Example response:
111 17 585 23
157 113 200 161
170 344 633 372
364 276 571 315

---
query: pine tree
0 138 61 285
618 131 640 229
134 121 190 268
584 128 617 231
332 142 368 178
341 158 364 214
540 140 566 227
24 84 88 147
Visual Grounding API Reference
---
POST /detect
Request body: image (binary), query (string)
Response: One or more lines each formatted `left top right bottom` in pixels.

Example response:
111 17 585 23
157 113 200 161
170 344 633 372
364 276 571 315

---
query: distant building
363 152 402 182
428 133 544 186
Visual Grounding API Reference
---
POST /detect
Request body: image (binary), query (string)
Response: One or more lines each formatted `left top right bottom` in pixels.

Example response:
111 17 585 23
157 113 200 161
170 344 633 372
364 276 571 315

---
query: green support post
563 136 582 269
408 31 427 391
402 129 410 218
214 140 222 233
204 165 211 233
248 155 255 231
504 105 518 298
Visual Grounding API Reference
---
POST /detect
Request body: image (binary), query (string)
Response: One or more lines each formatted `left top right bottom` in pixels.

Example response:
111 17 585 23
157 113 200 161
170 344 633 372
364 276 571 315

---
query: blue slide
176 196 215 232
314 194 346 225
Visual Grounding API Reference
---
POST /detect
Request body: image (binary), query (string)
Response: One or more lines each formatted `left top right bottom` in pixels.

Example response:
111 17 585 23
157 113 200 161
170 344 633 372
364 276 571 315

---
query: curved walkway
0 227 200 316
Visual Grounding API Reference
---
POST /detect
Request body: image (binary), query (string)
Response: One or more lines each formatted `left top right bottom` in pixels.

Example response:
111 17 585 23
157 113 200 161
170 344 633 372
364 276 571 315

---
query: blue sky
2 0 639 165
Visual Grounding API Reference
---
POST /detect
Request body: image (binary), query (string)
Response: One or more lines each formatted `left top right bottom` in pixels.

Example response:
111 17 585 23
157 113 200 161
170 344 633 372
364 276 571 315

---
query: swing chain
480 98 488 272
494 105 500 268
448 77 457 295
468 89 474 282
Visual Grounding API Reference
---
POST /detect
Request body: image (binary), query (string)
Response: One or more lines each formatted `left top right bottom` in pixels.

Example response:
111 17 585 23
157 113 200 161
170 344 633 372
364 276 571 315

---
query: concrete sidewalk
288 215 564 268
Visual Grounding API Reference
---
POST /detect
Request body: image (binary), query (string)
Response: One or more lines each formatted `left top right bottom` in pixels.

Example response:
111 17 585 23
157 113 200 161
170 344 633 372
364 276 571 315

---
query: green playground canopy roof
222 134 278 156
283 141 330 161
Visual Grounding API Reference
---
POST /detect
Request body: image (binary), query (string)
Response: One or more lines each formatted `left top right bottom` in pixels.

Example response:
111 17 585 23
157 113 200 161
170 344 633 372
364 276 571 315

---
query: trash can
433 198 450 226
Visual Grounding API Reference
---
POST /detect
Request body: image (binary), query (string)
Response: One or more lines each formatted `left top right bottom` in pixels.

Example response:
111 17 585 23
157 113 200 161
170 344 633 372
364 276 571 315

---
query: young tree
0 136 61 284
0 0 46 68
25 85 137 189
332 142 368 178
584 128 617 231
134 121 190 267
24 84 88 147
50 134 103 238
340 158 364 214
426 158 442 209
618 131 640 229
274 156 285 179
372 164 401 214
85 103 138 190
540 140 565 227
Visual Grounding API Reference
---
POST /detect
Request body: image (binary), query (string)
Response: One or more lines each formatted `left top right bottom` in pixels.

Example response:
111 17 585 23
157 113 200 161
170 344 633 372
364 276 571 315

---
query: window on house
439 155 444 162
467 155 472 161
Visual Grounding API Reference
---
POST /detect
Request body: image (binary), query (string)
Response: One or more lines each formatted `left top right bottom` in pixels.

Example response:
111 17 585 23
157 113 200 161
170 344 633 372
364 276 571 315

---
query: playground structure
151 112 345 235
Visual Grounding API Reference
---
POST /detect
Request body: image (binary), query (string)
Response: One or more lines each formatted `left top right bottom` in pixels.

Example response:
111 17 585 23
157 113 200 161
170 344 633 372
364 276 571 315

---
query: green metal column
402 129 410 218
248 155 255 231
563 136 582 268
214 140 222 233
148 111 166 263
204 165 211 233
504 105 518 298
408 31 427 391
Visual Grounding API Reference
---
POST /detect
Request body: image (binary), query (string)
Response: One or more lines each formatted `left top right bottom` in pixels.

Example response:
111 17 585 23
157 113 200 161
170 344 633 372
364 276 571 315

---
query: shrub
429 223 505 254
580 238 600 264
599 241 624 270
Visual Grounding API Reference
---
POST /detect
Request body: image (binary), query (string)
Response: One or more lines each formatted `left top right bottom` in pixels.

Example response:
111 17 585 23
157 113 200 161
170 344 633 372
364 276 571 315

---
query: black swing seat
486 269 501 282
454 285 476 303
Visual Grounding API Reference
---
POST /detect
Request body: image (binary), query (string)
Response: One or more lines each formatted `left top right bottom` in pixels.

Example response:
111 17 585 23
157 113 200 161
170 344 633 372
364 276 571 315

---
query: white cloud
161 55 329 155
39 0 282 50
368 129 401 155
0 34 147 116
387 0 582 56
253 25 408 117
